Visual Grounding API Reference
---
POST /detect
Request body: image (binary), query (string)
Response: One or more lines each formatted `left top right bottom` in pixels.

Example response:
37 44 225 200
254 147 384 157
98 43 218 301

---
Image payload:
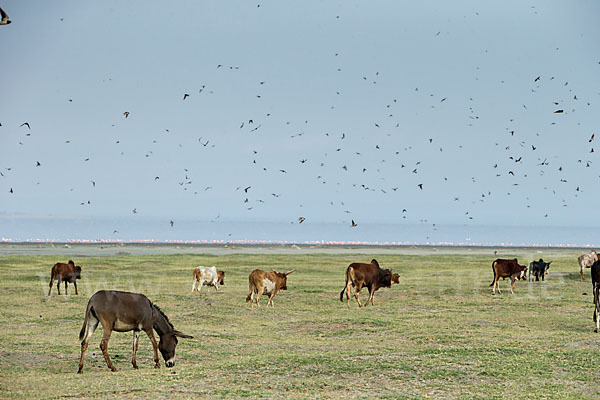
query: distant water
0 215 598 247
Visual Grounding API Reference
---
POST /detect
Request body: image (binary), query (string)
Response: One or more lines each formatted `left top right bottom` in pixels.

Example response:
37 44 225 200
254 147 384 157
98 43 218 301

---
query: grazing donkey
77 290 193 373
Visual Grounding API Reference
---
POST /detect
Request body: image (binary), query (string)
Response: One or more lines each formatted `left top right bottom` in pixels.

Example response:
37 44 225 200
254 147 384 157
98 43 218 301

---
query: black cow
528 258 552 281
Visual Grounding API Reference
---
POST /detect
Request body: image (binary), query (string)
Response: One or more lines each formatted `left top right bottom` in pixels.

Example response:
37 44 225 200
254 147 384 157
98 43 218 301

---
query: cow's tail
246 279 254 303
489 260 497 287
340 267 351 302
79 300 93 341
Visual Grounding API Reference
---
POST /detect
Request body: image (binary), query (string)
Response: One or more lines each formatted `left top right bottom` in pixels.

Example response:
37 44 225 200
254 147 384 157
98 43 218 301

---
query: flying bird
0 7 11 25
123 112 129 118
183 93 189 100
298 217 305 224
418 184 423 190
590 134 595 143
170 220 174 227
20 122 30 129
351 219 357 227
132 208 137 214
36 161 41 167
554 109 564 114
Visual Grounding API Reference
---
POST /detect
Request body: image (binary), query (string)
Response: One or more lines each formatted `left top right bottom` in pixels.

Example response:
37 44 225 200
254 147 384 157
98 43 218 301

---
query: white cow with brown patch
191 266 225 292
579 250 598 280
245 269 295 308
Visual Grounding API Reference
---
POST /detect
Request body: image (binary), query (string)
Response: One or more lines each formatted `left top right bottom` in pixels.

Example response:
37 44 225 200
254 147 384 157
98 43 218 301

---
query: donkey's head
158 330 193 367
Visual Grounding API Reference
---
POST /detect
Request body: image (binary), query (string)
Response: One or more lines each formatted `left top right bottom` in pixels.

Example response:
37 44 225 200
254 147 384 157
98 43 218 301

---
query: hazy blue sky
1 1 599 231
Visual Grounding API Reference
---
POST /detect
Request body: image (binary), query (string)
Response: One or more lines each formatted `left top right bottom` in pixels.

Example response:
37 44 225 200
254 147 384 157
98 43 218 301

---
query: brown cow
48 260 81 296
489 258 528 295
245 269 295 308
339 259 393 307
579 250 598 280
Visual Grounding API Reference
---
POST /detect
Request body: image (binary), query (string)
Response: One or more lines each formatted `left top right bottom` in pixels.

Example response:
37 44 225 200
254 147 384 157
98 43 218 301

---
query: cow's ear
548 261 552 265
173 330 193 339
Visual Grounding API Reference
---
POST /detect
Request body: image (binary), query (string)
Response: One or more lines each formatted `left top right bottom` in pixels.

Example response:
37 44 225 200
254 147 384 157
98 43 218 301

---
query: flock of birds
1 5 598 240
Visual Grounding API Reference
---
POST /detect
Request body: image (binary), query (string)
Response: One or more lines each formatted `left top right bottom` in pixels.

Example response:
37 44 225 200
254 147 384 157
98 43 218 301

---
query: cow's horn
284 269 296 275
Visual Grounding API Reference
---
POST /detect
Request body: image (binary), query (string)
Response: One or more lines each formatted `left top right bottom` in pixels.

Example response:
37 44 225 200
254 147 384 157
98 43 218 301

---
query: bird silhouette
298 217 305 224
123 112 129 118
183 94 189 100
20 122 30 129
351 219 357 227
0 7 11 25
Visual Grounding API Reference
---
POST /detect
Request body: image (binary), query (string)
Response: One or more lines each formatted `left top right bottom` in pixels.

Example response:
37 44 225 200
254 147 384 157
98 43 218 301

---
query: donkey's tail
79 301 93 341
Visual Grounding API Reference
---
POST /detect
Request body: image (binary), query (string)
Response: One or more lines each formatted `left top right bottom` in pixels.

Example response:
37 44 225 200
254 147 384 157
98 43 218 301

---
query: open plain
0 244 599 399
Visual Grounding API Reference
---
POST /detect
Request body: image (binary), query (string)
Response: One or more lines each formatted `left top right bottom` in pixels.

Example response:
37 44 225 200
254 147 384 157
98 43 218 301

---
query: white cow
579 251 598 280
191 266 225 292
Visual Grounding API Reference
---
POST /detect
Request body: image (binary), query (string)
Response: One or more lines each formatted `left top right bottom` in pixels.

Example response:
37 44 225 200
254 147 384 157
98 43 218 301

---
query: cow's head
518 265 528 280
217 270 225 285
73 265 82 280
544 261 552 272
274 269 295 290
391 273 400 285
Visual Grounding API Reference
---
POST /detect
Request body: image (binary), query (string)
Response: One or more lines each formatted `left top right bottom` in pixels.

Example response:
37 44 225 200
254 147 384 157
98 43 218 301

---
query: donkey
77 290 193 373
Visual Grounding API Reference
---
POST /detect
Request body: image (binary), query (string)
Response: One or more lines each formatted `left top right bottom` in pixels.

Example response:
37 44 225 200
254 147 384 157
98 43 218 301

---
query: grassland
0 250 599 399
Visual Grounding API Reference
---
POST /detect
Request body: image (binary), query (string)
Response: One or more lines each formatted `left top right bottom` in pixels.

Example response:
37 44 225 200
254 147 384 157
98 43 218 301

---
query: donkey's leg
99 324 117 371
131 330 140 369
145 330 160 368
77 313 99 373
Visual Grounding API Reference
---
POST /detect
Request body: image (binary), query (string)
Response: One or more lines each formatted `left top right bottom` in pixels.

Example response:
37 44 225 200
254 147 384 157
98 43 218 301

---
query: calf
48 260 82 296
339 259 393 307
245 269 295 308
591 261 600 332
489 258 527 295
579 250 598 280
191 266 225 292
528 258 552 281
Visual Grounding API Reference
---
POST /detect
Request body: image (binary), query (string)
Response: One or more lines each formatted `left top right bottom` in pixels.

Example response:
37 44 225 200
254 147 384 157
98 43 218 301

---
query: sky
1 1 600 240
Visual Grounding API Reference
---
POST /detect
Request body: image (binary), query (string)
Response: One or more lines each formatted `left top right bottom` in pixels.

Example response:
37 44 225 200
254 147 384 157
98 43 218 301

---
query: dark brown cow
245 269 295 308
591 261 600 332
77 290 193 373
339 259 393 307
489 258 528 295
48 260 81 296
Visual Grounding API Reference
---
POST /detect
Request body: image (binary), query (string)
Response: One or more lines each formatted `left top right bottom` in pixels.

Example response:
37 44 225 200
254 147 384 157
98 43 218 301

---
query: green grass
0 252 599 399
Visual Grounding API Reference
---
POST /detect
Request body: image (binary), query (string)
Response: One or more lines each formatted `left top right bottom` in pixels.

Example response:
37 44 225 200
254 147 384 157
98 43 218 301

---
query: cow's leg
345 280 353 308
56 277 62 295
74 280 78 295
492 278 498 295
267 292 276 307
255 287 264 307
354 284 363 307
145 329 160 368
77 312 99 373
541 273 545 282
510 277 516 294
99 325 117 372
213 283 219 291
131 330 140 369
365 287 375 306
581 266 585 281
64 281 68 295
191 276 197 292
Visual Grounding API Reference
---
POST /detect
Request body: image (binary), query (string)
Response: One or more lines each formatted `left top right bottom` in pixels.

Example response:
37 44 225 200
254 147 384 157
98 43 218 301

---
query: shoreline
0 242 590 257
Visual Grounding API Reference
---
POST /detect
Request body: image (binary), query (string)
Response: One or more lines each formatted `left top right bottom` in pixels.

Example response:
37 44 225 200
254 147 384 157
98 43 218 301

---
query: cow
489 258 528 295
339 259 393 307
591 261 600 332
578 250 598 280
528 258 552 281
245 269 295 308
191 266 225 292
48 260 82 296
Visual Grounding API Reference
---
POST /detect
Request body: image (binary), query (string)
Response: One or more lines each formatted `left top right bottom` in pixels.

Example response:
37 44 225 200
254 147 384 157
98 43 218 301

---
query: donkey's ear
173 330 193 339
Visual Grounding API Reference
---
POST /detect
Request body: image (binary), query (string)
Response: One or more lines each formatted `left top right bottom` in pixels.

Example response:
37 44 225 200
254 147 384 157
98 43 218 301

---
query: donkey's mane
152 303 174 330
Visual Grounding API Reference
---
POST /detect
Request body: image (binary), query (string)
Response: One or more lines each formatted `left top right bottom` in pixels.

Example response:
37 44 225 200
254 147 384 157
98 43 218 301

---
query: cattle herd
44 251 600 373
